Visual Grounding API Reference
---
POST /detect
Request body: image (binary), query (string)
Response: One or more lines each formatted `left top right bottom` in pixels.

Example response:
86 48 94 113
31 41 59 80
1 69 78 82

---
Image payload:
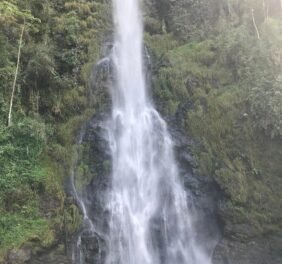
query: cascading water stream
105 0 212 263
71 0 216 263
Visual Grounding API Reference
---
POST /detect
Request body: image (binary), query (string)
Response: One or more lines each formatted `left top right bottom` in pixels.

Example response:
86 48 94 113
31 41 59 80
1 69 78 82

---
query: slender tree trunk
36 89 40 114
262 0 269 19
266 1 269 20
263 0 266 19
8 20 25 126
251 8 260 40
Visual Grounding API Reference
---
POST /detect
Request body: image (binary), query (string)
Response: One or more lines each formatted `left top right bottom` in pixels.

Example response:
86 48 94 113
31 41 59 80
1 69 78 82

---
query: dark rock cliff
70 112 220 264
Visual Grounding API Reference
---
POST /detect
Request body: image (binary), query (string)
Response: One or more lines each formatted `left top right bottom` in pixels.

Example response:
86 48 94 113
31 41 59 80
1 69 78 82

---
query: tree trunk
8 20 25 127
263 0 266 19
251 8 260 40
266 1 269 20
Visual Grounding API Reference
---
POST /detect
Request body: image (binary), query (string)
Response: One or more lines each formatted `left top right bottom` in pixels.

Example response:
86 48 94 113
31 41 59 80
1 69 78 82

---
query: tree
0 1 40 126
8 19 25 127
251 8 261 39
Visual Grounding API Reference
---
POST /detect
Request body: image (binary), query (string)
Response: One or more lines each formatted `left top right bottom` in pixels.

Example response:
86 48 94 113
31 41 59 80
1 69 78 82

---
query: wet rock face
81 114 111 233
27 245 70 264
171 126 221 255
70 113 111 264
80 231 106 264
169 98 282 264
72 111 221 264
8 247 31 264
214 235 282 264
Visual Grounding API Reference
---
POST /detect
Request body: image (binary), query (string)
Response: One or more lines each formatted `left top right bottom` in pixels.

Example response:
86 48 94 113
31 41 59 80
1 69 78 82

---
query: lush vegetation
0 0 110 259
0 0 281 261
146 0 282 241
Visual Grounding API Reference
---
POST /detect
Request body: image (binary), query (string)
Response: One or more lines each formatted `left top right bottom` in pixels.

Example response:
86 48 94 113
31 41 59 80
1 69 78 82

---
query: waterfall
71 0 216 263
105 0 212 263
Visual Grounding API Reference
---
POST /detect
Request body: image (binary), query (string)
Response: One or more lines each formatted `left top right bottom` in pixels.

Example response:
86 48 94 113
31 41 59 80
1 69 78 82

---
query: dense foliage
0 0 281 261
146 0 282 242
0 0 110 259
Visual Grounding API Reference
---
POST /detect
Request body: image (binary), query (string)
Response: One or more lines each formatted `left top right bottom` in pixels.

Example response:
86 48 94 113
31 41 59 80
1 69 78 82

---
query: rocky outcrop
214 236 282 264
27 245 70 264
79 230 106 264
69 112 110 264
171 126 221 256
69 109 221 263
7 247 31 264
146 1 282 263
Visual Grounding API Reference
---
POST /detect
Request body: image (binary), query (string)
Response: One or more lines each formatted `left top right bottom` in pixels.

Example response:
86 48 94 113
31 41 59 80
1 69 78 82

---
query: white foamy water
105 0 212 263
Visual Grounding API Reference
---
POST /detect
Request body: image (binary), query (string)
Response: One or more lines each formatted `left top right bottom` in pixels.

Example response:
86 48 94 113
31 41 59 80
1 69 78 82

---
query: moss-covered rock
146 0 282 262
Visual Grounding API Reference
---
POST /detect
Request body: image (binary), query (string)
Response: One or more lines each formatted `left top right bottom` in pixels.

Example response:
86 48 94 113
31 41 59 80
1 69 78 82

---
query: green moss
146 10 282 241
0 0 112 258
215 167 248 204
145 33 179 57
144 16 162 34
65 204 82 235
0 215 51 253
0 117 64 256
57 109 94 147
75 151 93 192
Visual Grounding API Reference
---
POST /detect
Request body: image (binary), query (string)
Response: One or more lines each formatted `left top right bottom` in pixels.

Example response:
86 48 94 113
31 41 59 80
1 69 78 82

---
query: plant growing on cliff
146 0 282 243
0 1 40 126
